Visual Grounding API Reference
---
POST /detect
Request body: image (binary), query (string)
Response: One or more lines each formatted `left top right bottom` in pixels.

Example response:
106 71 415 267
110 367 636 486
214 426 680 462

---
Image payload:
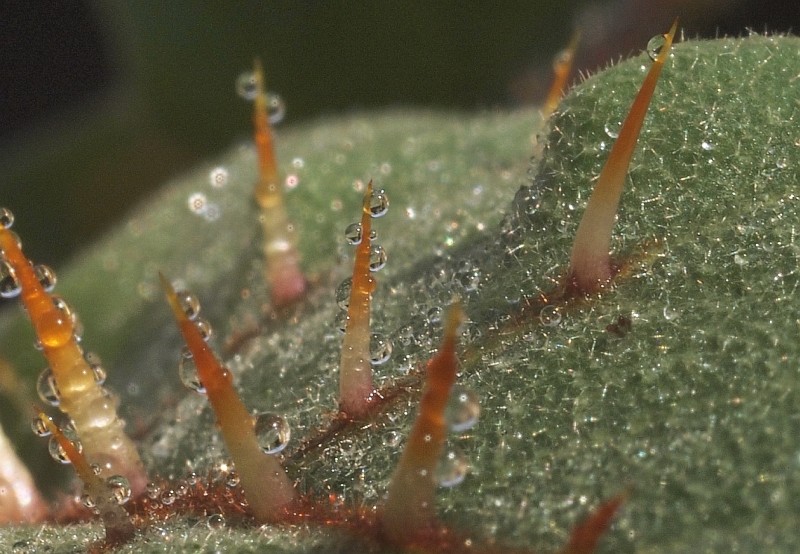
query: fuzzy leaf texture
1 35 799 552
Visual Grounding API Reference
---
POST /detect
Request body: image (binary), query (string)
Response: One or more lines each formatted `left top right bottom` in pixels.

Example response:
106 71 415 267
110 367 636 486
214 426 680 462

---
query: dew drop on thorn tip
159 273 296 521
381 302 464 543
569 19 677 293
0 208 146 496
339 180 390 418
248 59 307 308
36 411 135 546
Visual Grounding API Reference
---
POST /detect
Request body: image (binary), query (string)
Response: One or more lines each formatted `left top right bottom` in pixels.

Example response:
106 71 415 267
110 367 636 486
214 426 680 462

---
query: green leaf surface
1 34 799 552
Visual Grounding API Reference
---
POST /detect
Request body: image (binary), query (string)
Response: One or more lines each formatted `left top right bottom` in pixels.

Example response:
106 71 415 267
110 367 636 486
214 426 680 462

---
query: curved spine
569 19 677 292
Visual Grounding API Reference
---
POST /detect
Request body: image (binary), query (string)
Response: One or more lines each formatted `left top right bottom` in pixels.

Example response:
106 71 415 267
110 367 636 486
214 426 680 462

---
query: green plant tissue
0 34 799 553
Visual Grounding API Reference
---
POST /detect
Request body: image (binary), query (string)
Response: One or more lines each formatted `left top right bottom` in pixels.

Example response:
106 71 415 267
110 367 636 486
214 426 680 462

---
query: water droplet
436 447 469 488
160 489 176 505
427 306 443 326
369 189 389 217
454 262 481 292
235 71 258 100
701 140 715 151
80 493 96 510
266 93 286 125
383 430 402 448
285 173 300 189
207 513 226 529
107 475 131 504
369 244 387 271
175 290 201 320
604 121 620 139
36 367 61 406
334 310 348 334
48 427 81 464
187 192 208 215
0 261 21 299
0 207 14 229
31 414 50 437
209 166 229 188
445 385 481 432
90 463 102 476
663 305 680 321
195 318 213 341
34 264 57 292
89 362 107 385
776 158 788 169
186 472 199 486
335 278 352 310
178 347 205 394
225 470 240 488
254 412 291 454
146 482 161 499
344 222 363 245
646 34 667 61
369 333 393 365
203 203 221 222
539 305 562 327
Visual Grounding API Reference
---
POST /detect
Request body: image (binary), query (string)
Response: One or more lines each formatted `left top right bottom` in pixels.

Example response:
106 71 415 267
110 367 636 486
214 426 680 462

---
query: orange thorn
381 301 464 543
542 30 581 119
159 273 296 521
562 492 627 554
569 19 677 293
37 411 136 546
339 181 378 418
0 215 145 495
251 59 307 308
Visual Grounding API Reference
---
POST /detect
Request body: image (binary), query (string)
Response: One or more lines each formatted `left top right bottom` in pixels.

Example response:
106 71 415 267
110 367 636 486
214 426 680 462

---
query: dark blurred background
2 0 798 266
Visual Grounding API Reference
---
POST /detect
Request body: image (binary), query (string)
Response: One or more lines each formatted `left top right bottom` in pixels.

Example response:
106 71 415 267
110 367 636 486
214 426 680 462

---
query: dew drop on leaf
436 446 469 488
369 333 393 365
445 385 481 432
207 513 226 529
254 412 291 454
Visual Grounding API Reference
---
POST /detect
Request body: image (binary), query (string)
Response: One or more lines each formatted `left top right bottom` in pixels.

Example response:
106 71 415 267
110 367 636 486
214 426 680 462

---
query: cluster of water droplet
435 381 481 488
236 71 286 125
174 289 215 394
